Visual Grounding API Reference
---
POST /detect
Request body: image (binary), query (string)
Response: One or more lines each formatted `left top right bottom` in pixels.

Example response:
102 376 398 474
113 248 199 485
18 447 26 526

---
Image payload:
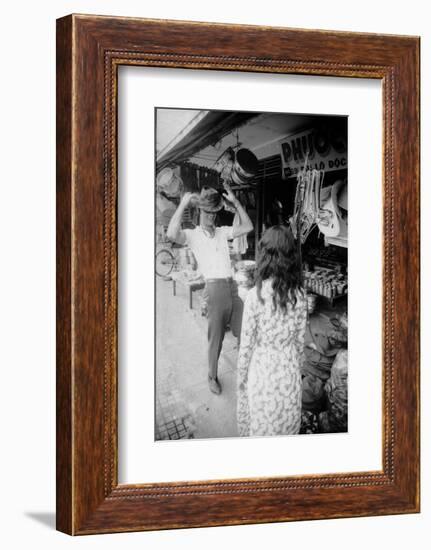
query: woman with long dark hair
237 225 307 436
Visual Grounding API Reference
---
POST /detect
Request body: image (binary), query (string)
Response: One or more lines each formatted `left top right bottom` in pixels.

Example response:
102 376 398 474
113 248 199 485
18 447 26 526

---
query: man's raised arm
222 182 254 239
166 192 193 245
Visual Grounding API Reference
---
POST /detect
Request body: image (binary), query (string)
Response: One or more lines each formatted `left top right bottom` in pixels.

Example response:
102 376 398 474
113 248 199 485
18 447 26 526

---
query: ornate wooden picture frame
56 14 420 535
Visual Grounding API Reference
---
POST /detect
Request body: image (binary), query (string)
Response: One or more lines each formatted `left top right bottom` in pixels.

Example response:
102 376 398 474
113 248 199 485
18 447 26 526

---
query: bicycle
155 242 179 278
155 224 183 278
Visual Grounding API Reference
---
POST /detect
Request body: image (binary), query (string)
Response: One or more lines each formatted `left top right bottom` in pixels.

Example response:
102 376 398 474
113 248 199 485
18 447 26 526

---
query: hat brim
198 202 223 212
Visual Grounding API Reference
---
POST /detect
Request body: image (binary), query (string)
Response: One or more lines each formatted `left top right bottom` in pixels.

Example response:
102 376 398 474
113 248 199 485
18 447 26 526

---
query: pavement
155 276 239 440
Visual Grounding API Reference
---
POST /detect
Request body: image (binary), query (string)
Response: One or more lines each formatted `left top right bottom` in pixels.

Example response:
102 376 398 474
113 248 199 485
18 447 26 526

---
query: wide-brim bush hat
197 186 224 212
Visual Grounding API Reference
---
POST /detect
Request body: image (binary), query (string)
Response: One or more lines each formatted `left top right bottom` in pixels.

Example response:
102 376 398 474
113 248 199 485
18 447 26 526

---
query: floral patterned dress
237 280 307 437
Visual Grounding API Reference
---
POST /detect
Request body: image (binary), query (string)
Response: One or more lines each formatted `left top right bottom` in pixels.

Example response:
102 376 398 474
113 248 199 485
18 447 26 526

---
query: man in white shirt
167 184 253 395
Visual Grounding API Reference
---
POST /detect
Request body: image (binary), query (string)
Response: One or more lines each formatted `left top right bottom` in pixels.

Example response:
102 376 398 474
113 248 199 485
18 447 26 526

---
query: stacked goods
305 246 347 270
234 260 256 289
303 267 347 299
306 292 317 314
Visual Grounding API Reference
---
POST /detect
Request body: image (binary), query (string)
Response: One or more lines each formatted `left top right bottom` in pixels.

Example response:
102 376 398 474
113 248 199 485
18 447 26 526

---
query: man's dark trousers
205 278 243 380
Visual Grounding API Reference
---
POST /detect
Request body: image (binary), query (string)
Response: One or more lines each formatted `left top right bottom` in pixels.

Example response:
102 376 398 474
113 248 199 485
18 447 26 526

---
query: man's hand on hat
180 192 196 206
222 182 239 206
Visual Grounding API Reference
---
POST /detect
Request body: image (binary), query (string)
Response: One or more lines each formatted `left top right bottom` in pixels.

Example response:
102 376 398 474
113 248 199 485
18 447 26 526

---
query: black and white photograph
155 108 348 440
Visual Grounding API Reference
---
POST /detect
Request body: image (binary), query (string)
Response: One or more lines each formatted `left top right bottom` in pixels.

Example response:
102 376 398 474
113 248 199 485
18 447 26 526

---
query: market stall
155 108 348 435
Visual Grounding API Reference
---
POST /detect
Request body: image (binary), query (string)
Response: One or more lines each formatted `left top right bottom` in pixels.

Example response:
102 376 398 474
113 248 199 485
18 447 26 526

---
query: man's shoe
208 376 222 395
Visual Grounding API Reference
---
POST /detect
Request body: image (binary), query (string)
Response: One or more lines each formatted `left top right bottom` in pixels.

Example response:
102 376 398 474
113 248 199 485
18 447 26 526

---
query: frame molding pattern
57 14 419 534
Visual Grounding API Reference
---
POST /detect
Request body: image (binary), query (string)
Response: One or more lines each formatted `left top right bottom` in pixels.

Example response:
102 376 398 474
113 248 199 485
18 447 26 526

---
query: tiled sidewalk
155 277 239 441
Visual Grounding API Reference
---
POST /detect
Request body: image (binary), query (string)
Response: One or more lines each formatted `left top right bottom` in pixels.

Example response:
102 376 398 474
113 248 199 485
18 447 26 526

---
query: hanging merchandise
214 147 259 185
290 160 348 246
156 193 177 227
230 148 259 185
214 147 234 178
317 179 348 238
231 212 249 255
290 158 325 244
156 166 183 198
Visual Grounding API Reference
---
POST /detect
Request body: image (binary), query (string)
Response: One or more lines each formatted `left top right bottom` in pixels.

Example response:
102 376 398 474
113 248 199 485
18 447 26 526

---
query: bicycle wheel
155 249 175 278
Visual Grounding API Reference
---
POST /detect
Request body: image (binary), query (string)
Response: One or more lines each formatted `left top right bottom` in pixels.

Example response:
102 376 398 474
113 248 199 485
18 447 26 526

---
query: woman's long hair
255 225 303 310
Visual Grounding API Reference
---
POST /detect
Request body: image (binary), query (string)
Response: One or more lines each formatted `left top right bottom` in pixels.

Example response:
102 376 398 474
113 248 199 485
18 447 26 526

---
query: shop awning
157 111 258 169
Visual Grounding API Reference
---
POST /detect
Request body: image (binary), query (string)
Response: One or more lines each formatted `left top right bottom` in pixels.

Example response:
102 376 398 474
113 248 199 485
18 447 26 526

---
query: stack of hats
217 147 259 185
156 167 183 199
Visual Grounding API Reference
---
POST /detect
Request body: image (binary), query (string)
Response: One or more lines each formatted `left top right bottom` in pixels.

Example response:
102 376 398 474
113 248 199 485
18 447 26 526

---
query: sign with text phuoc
280 127 347 179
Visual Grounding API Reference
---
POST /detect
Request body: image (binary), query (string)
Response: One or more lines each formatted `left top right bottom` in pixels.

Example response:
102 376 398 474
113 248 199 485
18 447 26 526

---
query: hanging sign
280 128 347 179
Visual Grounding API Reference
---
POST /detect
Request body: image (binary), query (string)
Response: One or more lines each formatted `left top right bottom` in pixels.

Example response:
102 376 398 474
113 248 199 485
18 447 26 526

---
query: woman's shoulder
245 282 272 310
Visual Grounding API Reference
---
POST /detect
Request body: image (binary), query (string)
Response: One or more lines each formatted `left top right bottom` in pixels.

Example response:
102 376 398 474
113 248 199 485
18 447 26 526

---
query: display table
170 272 205 310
